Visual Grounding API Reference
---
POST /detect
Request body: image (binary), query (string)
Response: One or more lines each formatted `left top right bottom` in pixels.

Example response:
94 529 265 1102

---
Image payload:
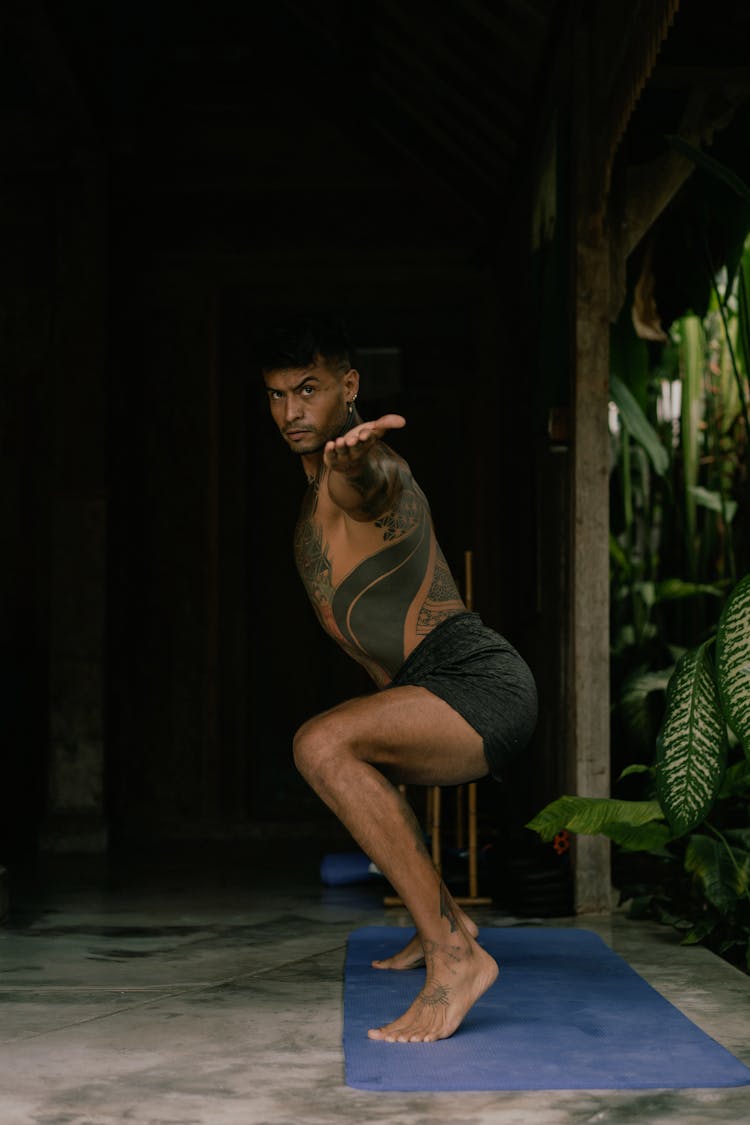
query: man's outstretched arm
323 414 406 521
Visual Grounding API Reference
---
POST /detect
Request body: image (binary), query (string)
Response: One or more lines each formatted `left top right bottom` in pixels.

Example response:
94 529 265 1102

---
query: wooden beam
622 87 750 259
569 19 612 915
368 65 498 190
570 222 612 914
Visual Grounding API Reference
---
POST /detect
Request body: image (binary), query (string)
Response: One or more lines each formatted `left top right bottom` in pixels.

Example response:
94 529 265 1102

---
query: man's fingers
324 414 406 468
373 413 406 433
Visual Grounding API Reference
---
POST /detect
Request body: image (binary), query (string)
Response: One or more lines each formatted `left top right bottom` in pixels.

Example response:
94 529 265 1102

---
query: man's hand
324 414 406 521
324 414 406 475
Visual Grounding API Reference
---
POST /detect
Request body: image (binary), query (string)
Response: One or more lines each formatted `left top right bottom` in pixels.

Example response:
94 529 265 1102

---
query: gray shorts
387 612 537 780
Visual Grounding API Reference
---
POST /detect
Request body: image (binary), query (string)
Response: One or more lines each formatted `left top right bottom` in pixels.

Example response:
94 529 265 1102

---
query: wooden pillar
569 22 612 913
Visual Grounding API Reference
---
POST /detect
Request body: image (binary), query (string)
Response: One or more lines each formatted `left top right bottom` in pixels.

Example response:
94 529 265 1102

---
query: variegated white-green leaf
656 642 727 835
716 572 750 756
526 796 664 843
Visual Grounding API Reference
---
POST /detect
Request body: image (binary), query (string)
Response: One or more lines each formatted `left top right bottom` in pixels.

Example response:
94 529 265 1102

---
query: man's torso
294 446 466 687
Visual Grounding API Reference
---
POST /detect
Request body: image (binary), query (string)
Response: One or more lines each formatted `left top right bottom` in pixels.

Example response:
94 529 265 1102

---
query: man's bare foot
368 934 498 1043
372 912 480 970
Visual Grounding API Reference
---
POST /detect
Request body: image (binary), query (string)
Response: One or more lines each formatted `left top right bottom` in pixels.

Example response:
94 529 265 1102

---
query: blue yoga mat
344 926 750 1091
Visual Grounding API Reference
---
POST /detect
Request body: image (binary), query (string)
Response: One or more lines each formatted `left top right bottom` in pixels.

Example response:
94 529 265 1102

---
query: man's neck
300 409 362 482
301 451 323 482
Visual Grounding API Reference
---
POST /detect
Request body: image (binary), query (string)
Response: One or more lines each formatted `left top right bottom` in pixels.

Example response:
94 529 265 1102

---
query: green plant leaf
688 486 738 524
609 532 630 574
679 315 704 578
681 916 719 945
723 828 750 853
685 834 749 912
618 669 672 748
718 760 750 799
716 572 750 755
655 577 725 601
656 642 728 835
526 796 664 842
610 374 669 476
605 821 674 853
618 763 653 780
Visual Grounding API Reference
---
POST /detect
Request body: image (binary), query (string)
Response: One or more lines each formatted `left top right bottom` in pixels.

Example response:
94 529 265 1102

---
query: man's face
263 356 358 456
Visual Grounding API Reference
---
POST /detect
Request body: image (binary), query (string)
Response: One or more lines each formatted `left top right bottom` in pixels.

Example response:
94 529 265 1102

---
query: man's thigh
312 685 489 787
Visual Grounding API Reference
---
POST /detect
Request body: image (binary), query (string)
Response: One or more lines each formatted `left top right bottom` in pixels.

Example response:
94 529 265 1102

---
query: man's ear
344 368 360 399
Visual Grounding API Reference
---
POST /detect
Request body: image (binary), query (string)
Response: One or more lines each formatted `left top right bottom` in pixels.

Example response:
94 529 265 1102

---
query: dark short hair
256 314 351 374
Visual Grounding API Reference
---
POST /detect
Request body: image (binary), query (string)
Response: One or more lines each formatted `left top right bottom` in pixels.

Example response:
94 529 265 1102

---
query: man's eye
270 391 283 400
301 385 315 396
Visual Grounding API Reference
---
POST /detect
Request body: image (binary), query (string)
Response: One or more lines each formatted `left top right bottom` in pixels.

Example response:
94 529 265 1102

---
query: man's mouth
285 428 311 441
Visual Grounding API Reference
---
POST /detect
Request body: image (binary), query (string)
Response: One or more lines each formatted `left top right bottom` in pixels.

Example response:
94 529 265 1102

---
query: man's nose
284 396 303 422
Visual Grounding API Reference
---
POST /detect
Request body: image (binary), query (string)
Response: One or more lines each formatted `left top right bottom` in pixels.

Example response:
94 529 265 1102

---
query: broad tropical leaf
655 642 727 835
526 796 664 842
604 821 673 854
685 834 750 913
610 374 669 476
716 572 750 755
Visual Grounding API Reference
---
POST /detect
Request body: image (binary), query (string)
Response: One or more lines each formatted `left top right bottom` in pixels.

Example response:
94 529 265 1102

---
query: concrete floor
1 848 750 1125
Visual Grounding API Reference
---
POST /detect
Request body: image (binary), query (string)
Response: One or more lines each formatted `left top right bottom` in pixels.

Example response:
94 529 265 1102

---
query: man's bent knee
293 712 352 782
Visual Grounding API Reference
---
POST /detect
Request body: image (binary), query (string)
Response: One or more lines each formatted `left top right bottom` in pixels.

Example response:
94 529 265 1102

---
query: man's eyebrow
265 372 320 393
291 374 320 392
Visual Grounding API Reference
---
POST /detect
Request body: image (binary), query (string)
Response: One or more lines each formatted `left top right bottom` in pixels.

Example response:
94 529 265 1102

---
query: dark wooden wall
1 0 550 858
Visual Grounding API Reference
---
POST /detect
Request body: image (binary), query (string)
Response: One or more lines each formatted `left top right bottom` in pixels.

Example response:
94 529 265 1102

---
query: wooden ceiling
4 0 565 218
5 0 749 256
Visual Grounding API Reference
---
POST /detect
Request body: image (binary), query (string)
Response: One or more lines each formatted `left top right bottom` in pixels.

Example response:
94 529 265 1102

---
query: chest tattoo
294 482 334 606
374 487 420 541
293 469 460 681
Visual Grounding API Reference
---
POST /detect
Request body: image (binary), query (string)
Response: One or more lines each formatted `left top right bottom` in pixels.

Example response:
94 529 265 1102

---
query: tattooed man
261 316 537 1043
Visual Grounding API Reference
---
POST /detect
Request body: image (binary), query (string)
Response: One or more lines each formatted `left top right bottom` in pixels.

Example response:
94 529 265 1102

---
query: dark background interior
3 0 550 861
4 0 749 884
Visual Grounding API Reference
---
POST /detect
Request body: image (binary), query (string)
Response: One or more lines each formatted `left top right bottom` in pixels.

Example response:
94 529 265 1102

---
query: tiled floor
1 848 749 1124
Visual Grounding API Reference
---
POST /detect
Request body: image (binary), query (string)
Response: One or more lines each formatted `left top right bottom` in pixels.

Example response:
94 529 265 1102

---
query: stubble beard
286 403 353 456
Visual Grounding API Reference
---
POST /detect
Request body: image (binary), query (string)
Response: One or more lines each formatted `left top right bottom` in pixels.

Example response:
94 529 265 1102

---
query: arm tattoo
343 460 392 518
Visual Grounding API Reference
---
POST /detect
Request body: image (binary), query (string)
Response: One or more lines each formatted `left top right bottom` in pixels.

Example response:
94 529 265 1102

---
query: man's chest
294 475 428 594
294 503 386 595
